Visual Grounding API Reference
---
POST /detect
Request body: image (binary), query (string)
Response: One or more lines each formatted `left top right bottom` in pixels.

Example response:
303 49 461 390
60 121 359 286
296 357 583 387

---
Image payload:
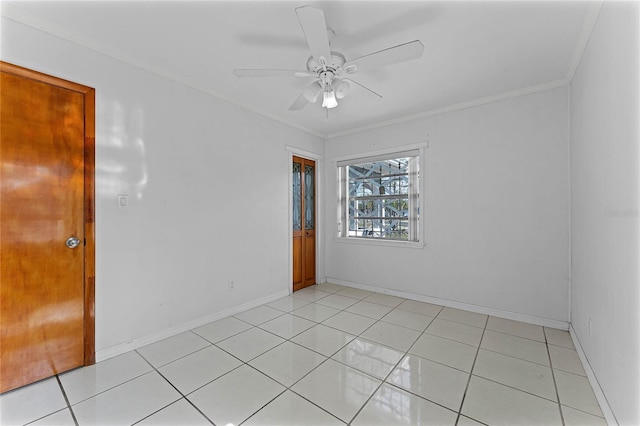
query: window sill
334 237 426 249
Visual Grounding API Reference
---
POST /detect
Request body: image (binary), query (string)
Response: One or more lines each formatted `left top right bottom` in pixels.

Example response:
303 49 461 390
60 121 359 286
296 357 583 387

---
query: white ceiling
3 1 597 137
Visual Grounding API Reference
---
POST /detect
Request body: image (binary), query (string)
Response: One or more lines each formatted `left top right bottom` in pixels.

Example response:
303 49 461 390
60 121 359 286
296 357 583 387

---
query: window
337 150 420 242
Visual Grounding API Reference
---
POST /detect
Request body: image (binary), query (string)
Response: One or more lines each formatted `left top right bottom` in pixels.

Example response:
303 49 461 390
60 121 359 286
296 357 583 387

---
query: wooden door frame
1 61 96 366
286 147 322 294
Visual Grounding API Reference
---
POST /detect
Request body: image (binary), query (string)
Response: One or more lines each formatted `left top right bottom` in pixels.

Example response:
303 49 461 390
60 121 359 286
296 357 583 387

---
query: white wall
569 2 639 424
1 18 325 356
326 87 570 323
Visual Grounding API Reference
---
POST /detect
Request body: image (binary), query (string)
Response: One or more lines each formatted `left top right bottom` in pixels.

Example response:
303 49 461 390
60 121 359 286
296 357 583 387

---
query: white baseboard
326 277 570 330
569 325 618 425
95 290 290 362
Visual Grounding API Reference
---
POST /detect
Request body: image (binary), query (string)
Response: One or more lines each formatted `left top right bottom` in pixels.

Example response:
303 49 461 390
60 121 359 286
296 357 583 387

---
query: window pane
304 164 314 230
341 154 419 242
293 162 301 231
382 176 409 195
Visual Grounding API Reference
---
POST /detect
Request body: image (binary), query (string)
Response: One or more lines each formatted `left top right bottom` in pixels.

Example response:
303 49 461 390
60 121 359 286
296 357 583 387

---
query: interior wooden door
0 62 95 393
292 156 316 291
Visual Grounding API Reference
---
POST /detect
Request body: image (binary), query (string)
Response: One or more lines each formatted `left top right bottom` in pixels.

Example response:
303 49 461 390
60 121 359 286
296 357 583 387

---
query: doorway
292 156 316 291
0 62 95 392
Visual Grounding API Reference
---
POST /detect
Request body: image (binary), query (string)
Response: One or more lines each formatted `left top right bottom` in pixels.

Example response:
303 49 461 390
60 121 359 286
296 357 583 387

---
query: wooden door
0 62 95 393
292 156 316 291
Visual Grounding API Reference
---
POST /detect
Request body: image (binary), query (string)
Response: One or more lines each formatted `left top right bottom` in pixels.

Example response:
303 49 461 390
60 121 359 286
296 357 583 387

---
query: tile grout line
345 378 386 423
133 348 218 425
485 325 548 344
146 338 214 366
419 327 483 347
139 292 484 424
139 289 355 425
177 288 400 425
239 361 346 425
345 304 492 423
476 346 552 368
235 387 289 426
457 414 490 426
186 340 283 394
54 375 79 426
217 290 362 371
454 315 488 426
235 289 358 424
22 407 72 426
345 309 440 425
71 287 563 425
255 288 425 424
313 286 568 425
292 288 395 339
279 323 362 388
345 305 458 423
467 374 566 405
442 325 594 422
545 328 567 426
282 390 347 425
15 286 587 426
61 365 158 407
86 293 516 425
432 316 487 331
380 381 462 419
338 320 424 424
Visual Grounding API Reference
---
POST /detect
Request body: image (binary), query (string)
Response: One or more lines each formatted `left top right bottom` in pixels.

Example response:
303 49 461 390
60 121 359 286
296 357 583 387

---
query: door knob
66 237 81 249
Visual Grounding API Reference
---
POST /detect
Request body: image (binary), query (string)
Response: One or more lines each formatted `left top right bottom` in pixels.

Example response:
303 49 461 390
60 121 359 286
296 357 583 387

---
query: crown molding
325 0 603 140
325 78 569 139
0 3 326 140
565 0 603 83
2 2 601 142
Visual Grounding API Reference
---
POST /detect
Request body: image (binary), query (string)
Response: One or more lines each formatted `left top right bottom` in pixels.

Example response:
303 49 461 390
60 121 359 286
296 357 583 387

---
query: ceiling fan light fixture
334 80 350 99
303 81 323 103
322 86 338 109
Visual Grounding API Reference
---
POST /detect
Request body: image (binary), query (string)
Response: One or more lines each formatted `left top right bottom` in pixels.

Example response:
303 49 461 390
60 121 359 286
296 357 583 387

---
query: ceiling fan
233 6 424 111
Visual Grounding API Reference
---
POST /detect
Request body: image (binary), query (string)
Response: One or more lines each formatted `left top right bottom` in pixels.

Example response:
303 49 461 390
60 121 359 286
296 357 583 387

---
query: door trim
286 147 322 294
1 61 96 366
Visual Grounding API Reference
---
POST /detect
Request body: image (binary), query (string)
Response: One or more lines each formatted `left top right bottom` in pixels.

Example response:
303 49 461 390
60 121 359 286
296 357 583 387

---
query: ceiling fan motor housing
306 52 346 77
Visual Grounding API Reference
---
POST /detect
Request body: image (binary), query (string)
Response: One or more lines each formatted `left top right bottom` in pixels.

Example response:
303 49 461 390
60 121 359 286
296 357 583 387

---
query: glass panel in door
304 164 314 230
293 162 302 231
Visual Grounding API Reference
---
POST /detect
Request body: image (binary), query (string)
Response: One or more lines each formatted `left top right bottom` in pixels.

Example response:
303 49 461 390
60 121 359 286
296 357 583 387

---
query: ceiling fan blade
344 40 424 74
295 6 332 68
233 69 313 77
289 93 310 111
342 78 383 99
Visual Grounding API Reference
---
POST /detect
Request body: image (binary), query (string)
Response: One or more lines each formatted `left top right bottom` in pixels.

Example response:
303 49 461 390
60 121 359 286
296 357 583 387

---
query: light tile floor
1 283 607 426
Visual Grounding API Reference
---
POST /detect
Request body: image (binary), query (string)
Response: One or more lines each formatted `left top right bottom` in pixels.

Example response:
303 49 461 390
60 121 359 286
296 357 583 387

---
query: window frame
335 146 426 248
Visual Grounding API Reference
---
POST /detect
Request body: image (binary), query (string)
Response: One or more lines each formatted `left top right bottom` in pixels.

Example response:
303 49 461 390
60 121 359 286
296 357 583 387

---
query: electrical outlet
227 280 235 291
